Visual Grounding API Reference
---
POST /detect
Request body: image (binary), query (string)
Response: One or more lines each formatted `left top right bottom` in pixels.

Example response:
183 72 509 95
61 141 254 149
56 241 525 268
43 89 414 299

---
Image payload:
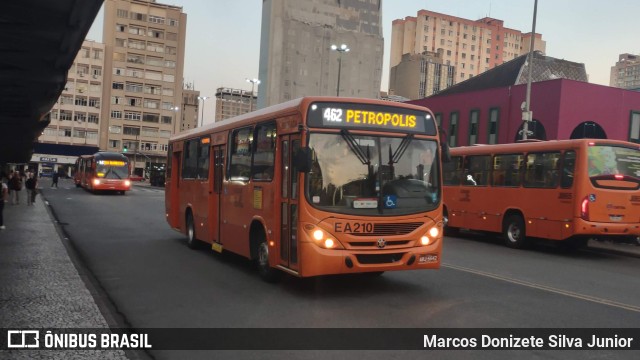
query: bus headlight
304 224 343 249
124 180 131 187
93 179 101 186
420 227 440 246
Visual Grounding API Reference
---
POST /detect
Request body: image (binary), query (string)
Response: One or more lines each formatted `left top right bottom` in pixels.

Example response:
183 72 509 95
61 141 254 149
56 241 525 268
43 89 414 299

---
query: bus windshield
306 132 439 216
587 145 640 181
96 160 129 179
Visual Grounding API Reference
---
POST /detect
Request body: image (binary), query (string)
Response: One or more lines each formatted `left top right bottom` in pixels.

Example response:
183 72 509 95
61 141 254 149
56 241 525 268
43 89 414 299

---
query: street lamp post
198 96 209 127
246 78 260 112
330 44 350 97
522 0 538 141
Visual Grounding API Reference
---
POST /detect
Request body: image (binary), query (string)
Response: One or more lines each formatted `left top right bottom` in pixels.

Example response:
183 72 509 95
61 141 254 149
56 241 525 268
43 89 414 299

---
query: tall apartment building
258 0 383 108
389 50 455 100
214 87 256 122
610 53 640 91
36 40 105 176
101 0 187 173
180 85 200 132
391 10 545 87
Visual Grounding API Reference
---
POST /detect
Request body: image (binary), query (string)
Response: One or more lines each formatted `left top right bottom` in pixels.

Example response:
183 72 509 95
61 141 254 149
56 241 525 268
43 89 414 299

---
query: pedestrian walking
51 171 59 188
25 173 37 205
0 173 8 229
9 171 22 205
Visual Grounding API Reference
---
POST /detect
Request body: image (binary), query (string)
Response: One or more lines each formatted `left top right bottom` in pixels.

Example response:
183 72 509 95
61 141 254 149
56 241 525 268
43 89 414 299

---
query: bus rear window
588 146 640 177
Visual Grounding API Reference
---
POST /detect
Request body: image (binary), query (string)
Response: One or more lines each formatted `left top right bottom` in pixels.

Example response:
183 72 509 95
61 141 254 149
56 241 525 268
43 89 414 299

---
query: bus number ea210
334 222 374 233
323 108 343 122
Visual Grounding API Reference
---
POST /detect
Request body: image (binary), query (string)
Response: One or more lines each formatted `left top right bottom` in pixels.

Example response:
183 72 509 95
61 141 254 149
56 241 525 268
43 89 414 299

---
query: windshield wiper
390 134 413 164
340 129 370 165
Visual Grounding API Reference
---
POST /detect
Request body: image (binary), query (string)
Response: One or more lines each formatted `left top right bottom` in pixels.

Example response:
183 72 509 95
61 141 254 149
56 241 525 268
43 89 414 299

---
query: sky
87 0 640 124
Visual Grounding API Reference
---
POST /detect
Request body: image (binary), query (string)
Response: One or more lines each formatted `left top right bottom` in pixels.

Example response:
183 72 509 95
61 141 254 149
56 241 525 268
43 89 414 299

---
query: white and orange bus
166 97 445 281
74 152 131 194
442 139 640 249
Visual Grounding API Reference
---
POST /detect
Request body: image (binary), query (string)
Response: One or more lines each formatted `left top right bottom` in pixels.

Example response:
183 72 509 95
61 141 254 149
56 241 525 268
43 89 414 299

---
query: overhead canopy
0 0 103 164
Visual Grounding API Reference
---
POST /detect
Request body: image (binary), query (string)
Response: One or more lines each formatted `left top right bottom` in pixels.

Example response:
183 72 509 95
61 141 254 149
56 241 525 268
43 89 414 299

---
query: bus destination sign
307 102 436 135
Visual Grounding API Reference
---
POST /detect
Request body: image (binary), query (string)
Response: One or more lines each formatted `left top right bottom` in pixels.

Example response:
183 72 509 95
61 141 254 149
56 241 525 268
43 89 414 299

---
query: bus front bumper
297 241 442 278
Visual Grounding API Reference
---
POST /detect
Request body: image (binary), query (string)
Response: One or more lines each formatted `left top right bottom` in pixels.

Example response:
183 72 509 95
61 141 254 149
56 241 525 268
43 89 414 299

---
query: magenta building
408 53 640 146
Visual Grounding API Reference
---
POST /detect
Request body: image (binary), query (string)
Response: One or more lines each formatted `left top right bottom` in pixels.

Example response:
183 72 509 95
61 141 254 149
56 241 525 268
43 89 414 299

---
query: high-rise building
391 10 545 88
389 50 455 100
214 87 256 122
258 0 383 108
101 0 187 174
610 53 640 91
42 40 105 148
180 85 200 132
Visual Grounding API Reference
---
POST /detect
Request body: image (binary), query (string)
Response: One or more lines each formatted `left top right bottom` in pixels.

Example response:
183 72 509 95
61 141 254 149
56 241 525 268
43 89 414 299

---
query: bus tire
257 238 281 283
75 183 81 188
186 211 199 249
443 208 459 236
503 214 528 249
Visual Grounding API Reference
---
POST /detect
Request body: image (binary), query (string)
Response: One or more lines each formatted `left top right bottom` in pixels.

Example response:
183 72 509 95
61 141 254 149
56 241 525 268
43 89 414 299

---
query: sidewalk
0 187 127 359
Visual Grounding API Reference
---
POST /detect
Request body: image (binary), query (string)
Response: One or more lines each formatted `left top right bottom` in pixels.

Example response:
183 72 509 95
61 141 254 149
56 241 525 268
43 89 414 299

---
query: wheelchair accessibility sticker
384 195 397 209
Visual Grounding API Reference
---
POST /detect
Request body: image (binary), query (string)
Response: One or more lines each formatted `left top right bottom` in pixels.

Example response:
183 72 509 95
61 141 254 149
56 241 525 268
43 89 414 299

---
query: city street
41 179 640 360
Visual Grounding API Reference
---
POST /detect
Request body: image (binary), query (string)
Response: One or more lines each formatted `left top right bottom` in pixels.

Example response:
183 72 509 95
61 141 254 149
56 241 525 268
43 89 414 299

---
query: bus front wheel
503 214 528 249
186 212 198 249
257 240 281 283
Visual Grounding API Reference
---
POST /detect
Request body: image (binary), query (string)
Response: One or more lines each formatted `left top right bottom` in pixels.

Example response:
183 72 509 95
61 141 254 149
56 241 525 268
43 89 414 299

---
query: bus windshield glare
306 132 439 216
96 160 129 179
587 145 640 180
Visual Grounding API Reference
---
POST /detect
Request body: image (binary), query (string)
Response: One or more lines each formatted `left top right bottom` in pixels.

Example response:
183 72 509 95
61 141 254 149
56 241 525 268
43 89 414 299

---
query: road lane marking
443 263 640 313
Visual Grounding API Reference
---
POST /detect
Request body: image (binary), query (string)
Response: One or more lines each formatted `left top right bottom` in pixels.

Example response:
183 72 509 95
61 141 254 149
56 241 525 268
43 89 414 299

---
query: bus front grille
355 253 405 264
348 222 422 236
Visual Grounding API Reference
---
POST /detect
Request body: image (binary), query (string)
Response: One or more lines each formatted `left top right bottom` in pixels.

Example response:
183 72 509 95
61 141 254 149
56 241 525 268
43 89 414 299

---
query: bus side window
561 150 576 188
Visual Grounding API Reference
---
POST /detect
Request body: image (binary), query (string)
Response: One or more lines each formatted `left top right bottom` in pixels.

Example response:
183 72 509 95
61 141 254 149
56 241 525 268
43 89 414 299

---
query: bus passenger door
210 145 225 245
278 135 300 271
166 149 181 229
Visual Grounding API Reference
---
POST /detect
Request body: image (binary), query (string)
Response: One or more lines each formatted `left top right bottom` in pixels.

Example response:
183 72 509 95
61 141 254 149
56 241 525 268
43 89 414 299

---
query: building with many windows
610 53 640 91
391 10 545 88
35 40 105 176
258 0 383 108
180 85 200 131
214 87 256 122
101 0 187 175
389 50 455 100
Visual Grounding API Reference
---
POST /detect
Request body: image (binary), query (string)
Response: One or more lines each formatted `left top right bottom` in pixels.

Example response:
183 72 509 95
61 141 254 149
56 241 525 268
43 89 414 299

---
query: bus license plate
610 215 622 221
419 254 438 263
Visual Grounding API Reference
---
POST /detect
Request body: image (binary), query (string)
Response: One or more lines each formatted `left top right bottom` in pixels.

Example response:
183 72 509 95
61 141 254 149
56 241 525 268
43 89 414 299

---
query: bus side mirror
293 147 312 173
439 126 451 163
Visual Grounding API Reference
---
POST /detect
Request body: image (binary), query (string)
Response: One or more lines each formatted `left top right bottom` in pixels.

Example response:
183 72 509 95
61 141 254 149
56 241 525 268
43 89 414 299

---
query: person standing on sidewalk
51 171 59 188
25 172 37 206
9 171 21 205
0 173 8 229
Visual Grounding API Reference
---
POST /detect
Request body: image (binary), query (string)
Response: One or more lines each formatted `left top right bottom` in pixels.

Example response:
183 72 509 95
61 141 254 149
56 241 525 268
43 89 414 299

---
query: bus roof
170 96 431 142
80 151 128 160
450 139 640 155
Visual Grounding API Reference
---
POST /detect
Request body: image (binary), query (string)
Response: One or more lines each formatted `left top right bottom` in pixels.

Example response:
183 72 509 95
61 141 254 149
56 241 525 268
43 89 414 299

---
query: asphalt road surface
41 179 640 360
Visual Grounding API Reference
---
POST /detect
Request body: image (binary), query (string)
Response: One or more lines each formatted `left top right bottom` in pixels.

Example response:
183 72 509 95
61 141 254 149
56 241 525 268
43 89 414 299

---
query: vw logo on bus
377 238 386 249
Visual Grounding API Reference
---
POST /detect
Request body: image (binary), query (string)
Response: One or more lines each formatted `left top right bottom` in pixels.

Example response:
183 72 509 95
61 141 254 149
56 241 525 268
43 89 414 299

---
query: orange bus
74 152 132 194
442 139 640 249
166 97 445 281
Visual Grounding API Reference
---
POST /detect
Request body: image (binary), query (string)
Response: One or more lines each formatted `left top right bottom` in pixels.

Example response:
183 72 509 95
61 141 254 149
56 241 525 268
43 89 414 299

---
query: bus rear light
580 196 590 220
614 174 623 180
